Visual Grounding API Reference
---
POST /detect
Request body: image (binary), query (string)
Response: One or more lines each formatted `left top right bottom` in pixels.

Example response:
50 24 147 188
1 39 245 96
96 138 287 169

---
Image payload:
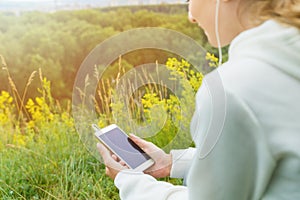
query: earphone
215 0 223 66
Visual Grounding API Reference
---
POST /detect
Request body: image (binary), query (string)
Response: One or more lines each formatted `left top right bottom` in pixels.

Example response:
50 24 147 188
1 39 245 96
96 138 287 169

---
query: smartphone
93 124 154 172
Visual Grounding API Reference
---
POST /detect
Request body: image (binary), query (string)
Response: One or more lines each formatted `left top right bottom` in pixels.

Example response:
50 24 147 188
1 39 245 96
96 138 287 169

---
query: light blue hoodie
114 20 300 200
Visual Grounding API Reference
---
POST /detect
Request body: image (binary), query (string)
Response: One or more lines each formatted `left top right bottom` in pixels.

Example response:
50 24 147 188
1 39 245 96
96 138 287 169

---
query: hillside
0 4 216 102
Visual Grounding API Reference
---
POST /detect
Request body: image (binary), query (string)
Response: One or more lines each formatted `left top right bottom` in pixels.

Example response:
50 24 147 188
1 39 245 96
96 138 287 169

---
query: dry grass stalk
148 73 159 95
75 87 86 102
92 95 101 115
8 77 17 93
115 55 122 85
66 99 71 113
26 71 37 87
162 80 168 99
18 71 37 121
55 99 62 113
39 68 43 83
0 54 7 68
105 79 112 114
97 89 104 113
94 65 100 82
101 79 107 97
7 75 21 112
1 55 25 121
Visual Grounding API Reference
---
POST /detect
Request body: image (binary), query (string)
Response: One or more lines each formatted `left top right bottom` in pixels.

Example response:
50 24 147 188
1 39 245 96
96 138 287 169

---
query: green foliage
0 4 223 199
0 129 118 199
0 55 208 199
105 57 202 151
0 66 119 199
0 4 222 101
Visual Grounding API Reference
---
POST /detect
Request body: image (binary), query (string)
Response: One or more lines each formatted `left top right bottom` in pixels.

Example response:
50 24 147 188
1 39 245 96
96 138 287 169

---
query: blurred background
0 1 223 199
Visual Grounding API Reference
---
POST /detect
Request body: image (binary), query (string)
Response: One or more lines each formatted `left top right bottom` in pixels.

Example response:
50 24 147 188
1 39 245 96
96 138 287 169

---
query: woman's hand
96 143 129 180
129 134 172 178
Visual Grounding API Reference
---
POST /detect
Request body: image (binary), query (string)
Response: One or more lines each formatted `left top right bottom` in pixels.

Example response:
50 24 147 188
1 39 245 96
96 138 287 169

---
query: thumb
129 134 148 149
129 134 158 156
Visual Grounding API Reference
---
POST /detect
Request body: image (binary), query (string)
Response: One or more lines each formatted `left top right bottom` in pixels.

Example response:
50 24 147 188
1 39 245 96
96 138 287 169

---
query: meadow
0 55 219 199
0 4 221 199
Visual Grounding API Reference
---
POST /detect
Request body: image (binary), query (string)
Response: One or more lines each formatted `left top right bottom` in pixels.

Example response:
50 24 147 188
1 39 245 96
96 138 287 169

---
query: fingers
119 161 127 166
111 154 118 161
97 143 129 180
99 145 128 169
97 143 110 158
112 154 127 166
97 143 118 164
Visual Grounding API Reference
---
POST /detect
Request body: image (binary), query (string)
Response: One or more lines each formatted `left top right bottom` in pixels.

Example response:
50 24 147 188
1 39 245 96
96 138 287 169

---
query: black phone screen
99 127 150 169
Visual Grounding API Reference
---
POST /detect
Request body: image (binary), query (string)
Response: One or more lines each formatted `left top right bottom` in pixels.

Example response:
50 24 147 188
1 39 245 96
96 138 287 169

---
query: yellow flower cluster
140 58 204 123
97 118 107 129
206 52 219 68
0 91 26 149
12 133 27 146
141 93 161 109
0 74 76 150
165 95 180 113
166 57 204 92
61 112 74 128
25 97 54 128
141 93 165 119
166 58 191 79
0 91 14 125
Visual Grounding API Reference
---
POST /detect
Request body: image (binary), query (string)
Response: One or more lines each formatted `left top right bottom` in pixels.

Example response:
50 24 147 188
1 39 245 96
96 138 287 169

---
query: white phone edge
133 158 155 172
93 123 154 172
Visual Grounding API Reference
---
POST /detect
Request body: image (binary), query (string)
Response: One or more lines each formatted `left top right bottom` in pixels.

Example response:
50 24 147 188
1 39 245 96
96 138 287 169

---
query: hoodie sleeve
170 148 196 178
113 143 195 200
114 170 188 200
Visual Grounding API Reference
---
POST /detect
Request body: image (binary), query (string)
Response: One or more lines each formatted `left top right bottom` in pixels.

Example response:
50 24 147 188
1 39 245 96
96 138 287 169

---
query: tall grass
0 53 213 199
0 132 120 199
0 55 121 199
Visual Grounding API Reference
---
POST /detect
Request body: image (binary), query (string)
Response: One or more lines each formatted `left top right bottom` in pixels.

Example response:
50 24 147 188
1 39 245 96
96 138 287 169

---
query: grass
0 121 182 199
0 56 195 199
0 124 120 200
0 56 119 199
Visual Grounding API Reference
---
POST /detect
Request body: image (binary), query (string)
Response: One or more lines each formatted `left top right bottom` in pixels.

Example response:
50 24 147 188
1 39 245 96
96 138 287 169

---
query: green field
0 56 198 200
0 4 221 199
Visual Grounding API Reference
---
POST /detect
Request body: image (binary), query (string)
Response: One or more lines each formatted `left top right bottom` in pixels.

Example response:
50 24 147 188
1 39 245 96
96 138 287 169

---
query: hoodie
114 20 300 200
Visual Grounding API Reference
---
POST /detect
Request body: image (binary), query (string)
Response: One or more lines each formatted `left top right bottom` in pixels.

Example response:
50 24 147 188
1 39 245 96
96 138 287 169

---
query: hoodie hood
229 20 300 81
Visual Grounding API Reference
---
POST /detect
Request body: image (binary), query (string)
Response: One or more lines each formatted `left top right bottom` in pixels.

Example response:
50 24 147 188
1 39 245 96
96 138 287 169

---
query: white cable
215 0 223 66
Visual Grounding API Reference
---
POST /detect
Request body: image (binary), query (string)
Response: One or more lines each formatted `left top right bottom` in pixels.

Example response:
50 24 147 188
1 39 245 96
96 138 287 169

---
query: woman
97 0 300 199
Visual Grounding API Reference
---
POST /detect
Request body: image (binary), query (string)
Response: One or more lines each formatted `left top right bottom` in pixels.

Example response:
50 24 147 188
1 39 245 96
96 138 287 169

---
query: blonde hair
247 0 300 29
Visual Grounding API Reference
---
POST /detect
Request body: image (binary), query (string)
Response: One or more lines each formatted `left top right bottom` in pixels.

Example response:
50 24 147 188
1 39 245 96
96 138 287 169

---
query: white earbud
215 0 223 66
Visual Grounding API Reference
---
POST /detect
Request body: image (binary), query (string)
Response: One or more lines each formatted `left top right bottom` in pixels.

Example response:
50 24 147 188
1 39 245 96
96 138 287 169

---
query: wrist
165 153 172 177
